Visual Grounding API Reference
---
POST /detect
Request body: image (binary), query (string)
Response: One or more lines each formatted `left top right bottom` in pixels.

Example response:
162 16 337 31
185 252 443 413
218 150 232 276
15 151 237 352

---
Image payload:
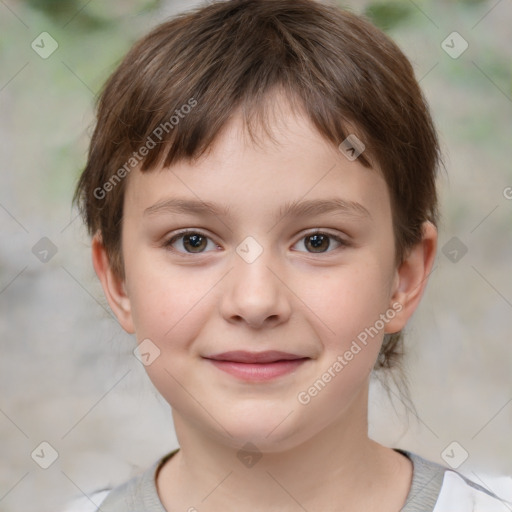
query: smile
203 350 310 381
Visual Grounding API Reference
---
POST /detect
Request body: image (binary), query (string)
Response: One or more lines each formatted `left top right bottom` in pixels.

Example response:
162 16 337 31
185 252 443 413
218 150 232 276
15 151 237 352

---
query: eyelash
162 229 350 256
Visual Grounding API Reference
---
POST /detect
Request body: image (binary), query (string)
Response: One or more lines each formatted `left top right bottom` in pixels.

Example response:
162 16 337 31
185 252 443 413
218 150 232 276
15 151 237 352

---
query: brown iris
304 233 331 253
182 233 207 253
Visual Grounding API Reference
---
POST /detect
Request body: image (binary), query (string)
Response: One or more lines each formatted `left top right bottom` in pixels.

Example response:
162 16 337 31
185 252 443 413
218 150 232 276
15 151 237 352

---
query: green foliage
458 0 488 5
22 0 101 27
23 0 80 12
364 1 415 31
20 0 163 28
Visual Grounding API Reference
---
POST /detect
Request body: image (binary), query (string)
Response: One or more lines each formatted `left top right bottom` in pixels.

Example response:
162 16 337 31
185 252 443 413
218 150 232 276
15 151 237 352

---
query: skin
92 94 437 511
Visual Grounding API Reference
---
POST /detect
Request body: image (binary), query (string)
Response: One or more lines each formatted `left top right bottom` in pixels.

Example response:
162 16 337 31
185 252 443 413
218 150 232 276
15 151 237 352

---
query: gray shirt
95 448 452 511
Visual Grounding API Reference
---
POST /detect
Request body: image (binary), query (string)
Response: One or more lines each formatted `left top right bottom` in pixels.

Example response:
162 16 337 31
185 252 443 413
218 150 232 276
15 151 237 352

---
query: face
98 98 423 453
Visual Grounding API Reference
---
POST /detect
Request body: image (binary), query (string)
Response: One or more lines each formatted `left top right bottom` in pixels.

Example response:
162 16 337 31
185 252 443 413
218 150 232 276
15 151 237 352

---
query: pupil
308 234 328 252
185 234 205 251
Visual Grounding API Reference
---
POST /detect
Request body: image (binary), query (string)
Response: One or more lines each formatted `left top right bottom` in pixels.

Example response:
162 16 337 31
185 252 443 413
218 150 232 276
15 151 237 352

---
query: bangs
106 13 375 175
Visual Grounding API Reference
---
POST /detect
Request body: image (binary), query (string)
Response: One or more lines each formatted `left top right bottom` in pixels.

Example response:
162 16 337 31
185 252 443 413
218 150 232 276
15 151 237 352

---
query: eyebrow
143 197 371 221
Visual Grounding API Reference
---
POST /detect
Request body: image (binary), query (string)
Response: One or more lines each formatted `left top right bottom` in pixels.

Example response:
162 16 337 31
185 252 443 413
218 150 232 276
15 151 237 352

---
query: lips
204 350 307 364
203 351 310 381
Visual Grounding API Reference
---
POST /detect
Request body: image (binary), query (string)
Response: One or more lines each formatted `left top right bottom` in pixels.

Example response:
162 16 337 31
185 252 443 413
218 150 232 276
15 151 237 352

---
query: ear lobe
91 232 135 334
384 221 437 334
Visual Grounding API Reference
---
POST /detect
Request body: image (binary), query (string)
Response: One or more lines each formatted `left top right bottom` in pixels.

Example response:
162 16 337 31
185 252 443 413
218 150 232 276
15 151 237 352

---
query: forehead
123 99 391 226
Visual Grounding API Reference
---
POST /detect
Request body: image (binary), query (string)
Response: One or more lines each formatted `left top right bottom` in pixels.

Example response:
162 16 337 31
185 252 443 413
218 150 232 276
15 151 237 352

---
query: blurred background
0 0 511 510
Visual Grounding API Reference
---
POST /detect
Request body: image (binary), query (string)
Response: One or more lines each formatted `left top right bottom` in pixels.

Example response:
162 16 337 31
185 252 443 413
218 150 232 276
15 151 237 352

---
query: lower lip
206 358 309 381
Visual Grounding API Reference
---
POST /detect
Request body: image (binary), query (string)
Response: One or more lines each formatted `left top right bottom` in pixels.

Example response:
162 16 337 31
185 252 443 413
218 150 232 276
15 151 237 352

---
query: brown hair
73 0 441 375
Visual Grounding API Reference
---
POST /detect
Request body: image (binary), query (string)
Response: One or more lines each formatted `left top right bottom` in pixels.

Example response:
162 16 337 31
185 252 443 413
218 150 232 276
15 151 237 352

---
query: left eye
293 231 347 254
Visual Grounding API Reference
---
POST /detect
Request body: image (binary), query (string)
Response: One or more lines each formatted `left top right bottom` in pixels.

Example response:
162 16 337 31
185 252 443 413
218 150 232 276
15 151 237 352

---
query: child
67 0 511 510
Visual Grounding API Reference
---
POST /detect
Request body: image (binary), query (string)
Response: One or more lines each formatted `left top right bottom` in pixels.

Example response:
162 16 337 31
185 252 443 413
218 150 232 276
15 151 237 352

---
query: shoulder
59 490 111 512
399 449 512 512
434 470 512 512
59 449 179 512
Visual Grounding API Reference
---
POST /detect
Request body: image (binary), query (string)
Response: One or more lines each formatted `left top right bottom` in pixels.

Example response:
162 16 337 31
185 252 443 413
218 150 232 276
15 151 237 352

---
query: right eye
163 230 219 255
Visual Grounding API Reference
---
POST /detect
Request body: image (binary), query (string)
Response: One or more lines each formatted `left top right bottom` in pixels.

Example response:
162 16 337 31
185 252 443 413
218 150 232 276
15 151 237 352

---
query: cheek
130 275 202 342
308 263 392 338
126 262 212 403
292 267 391 413
299 264 395 393
123 248 176 335
125 251 217 355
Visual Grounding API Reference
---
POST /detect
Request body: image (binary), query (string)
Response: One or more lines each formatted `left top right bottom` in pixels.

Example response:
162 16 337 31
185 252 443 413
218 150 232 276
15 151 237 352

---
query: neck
157 382 412 511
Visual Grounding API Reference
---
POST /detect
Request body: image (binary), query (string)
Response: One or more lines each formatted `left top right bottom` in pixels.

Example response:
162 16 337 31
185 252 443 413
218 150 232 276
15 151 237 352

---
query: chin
210 411 309 452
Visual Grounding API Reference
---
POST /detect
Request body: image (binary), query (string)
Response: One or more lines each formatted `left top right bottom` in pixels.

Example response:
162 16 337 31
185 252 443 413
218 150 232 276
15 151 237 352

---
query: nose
219 245 292 329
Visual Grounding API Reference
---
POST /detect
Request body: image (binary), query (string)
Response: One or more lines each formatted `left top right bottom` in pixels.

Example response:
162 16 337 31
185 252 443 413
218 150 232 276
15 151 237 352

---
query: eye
163 229 349 256
293 230 348 254
164 230 218 254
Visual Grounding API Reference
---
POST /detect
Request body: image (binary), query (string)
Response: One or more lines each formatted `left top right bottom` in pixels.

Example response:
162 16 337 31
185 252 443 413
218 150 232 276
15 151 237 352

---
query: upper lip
204 350 308 364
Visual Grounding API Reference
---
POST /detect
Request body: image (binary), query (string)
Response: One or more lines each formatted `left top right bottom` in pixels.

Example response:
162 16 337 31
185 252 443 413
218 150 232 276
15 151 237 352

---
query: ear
384 221 437 334
91 232 135 334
